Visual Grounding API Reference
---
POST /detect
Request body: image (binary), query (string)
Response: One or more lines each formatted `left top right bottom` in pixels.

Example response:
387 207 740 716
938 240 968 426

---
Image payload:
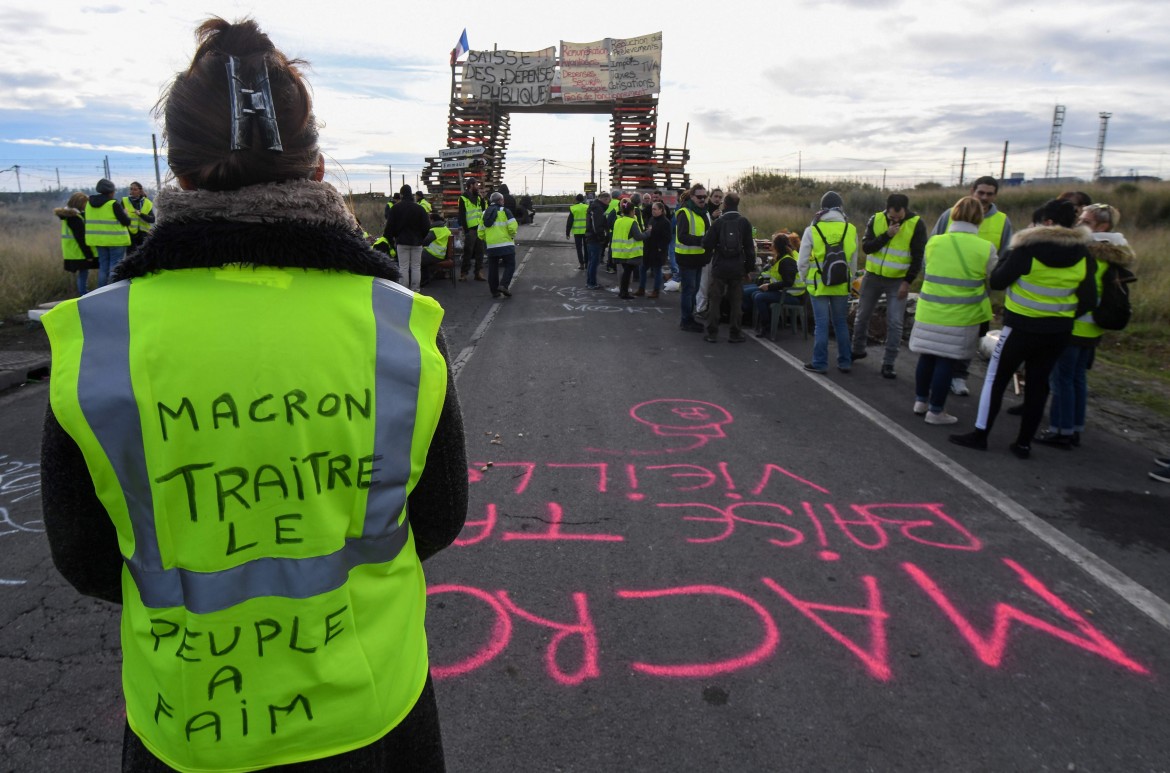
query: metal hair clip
226 55 283 152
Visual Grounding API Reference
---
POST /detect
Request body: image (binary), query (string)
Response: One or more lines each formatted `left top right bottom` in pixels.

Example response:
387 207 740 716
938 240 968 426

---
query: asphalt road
2 213 1169 772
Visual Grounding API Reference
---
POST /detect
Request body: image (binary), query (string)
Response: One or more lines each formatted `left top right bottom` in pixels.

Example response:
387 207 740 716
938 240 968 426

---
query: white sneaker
950 377 970 396
913 401 929 415
925 411 959 425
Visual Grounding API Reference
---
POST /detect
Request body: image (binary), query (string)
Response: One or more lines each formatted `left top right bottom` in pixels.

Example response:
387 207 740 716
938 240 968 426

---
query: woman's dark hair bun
159 17 320 191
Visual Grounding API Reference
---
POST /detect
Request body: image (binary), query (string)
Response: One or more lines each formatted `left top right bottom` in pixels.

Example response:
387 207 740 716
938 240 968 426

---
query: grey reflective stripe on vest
1006 287 1077 313
75 279 419 614
923 273 984 288
86 218 126 237
1016 278 1073 297
919 292 984 305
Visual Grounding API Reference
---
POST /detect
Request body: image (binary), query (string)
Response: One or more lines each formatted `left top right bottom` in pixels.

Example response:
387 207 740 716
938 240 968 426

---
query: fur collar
154 179 358 229
1088 238 1136 268
112 179 397 282
54 207 81 218
1008 224 1092 251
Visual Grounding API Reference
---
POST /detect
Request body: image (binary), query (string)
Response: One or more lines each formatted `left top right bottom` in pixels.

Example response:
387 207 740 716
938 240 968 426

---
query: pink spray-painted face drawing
627 399 734 453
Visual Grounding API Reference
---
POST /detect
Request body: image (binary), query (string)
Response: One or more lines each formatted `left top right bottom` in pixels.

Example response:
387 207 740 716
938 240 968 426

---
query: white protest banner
460 47 556 106
607 32 662 100
559 33 662 103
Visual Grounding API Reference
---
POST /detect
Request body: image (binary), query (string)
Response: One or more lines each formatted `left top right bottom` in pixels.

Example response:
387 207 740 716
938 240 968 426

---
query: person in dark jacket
584 191 611 289
950 198 1095 459
637 200 672 298
383 183 431 291
39 17 467 772
700 192 755 342
497 183 518 221
54 191 98 296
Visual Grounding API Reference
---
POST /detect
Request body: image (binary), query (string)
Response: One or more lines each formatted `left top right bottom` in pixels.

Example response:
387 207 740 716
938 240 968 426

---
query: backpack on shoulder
813 223 850 287
712 217 747 280
1092 263 1136 331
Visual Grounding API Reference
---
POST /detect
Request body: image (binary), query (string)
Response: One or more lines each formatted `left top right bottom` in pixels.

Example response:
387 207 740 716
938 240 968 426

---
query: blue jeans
487 248 516 295
586 241 603 286
638 265 663 293
679 267 702 325
96 246 126 287
809 294 851 369
75 269 90 296
1048 344 1093 434
915 354 957 412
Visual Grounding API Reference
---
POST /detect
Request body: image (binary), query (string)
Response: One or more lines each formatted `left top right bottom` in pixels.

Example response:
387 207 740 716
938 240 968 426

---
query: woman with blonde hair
40 17 467 771
908 196 998 424
54 191 98 296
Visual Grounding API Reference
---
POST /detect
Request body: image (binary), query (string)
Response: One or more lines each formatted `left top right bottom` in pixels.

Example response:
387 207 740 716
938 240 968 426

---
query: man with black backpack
798 191 859 373
700 192 756 343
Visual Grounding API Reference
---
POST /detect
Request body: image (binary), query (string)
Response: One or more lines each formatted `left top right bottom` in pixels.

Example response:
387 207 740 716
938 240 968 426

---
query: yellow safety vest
674 207 708 256
461 195 484 228
761 252 805 296
85 199 131 247
123 196 154 235
807 221 857 297
1004 256 1087 319
60 218 89 264
419 199 432 214
425 226 451 259
478 210 517 249
569 202 589 235
605 199 620 217
43 267 447 772
915 232 993 327
1072 259 1112 339
866 212 919 278
977 210 1007 251
610 216 643 261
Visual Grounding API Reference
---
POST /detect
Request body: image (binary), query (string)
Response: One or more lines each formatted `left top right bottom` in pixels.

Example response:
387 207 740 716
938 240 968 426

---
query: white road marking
753 335 1170 634
452 214 553 380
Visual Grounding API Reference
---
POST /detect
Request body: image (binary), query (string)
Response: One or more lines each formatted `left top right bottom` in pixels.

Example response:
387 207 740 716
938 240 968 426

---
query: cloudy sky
2 0 1167 196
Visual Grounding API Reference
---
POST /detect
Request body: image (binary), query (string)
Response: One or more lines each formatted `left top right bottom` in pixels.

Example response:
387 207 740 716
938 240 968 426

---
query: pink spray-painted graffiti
436 399 1151 686
586 399 734 456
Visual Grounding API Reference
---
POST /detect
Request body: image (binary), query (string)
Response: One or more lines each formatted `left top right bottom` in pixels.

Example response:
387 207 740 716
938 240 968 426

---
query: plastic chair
769 297 809 340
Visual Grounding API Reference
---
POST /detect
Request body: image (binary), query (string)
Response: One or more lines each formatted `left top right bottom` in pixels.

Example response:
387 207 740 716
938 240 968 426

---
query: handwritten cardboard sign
460 47 557 106
560 33 662 103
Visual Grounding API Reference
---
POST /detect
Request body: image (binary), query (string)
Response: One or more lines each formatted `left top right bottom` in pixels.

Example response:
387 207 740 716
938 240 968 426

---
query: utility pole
388 166 392 193
590 138 595 186
1093 112 1112 181
1000 140 1009 181
152 134 163 192
56 168 61 190
14 165 21 201
958 147 967 187
797 151 802 181
540 159 547 204
881 168 887 190
1045 105 1066 180
104 155 111 180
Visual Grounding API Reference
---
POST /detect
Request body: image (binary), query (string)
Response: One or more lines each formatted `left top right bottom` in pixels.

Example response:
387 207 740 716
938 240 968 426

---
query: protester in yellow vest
674 184 712 331
746 231 804 336
852 193 928 378
85 178 133 287
459 178 486 281
611 197 651 299
566 193 589 270
1037 203 1136 449
54 191 98 296
908 197 998 425
123 181 156 254
420 210 453 287
415 190 432 213
478 191 519 298
950 198 1095 459
798 191 859 373
931 175 1015 396
39 18 468 772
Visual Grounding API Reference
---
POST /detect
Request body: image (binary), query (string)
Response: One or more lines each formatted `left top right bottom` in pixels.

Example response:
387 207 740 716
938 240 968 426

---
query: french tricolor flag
450 29 469 66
